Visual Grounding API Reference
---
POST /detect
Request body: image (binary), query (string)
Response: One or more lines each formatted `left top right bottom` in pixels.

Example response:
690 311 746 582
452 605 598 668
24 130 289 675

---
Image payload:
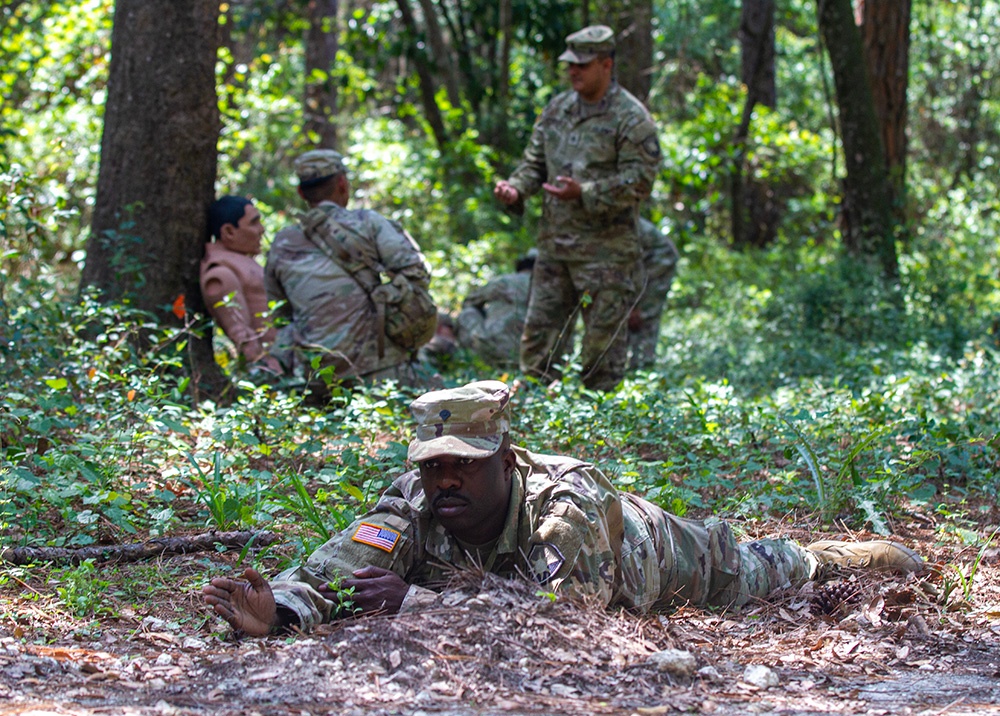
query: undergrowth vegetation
3 177 998 569
1 2 998 610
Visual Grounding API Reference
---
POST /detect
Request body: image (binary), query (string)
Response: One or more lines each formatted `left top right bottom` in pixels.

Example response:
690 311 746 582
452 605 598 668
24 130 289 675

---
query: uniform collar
494 461 526 556
571 80 620 116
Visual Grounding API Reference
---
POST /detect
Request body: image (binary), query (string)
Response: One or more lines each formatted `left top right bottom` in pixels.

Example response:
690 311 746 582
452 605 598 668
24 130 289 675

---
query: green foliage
2 0 1000 560
50 558 113 618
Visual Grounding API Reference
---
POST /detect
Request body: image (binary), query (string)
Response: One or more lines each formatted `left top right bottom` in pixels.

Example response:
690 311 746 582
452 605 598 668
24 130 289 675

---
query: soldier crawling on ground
204 380 923 635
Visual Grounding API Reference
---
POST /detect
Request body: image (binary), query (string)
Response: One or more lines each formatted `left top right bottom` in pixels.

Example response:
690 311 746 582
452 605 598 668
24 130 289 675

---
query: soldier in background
200 196 280 373
628 218 679 370
455 251 536 369
494 25 661 391
204 380 924 635
264 150 434 390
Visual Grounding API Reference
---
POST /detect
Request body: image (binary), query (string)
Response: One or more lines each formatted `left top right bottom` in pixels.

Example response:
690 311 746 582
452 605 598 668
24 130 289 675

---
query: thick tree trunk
304 0 340 149
600 0 653 102
817 0 898 278
80 0 224 389
856 0 910 224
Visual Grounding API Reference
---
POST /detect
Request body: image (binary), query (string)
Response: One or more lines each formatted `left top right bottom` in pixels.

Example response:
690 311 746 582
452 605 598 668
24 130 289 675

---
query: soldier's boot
807 540 924 578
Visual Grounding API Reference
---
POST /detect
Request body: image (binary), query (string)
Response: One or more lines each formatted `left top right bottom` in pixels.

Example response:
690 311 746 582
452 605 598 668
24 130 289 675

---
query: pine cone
813 581 859 614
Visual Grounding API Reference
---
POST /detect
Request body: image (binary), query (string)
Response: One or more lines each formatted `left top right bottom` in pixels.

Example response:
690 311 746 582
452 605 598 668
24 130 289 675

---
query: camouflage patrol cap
294 149 347 187
558 25 615 64
407 380 511 462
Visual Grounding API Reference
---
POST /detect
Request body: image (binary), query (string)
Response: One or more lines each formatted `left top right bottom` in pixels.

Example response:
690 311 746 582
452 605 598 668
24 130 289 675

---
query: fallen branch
0 530 277 566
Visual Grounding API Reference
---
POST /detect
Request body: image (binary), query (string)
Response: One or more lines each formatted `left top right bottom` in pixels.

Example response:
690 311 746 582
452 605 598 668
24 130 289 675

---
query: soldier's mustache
433 490 469 507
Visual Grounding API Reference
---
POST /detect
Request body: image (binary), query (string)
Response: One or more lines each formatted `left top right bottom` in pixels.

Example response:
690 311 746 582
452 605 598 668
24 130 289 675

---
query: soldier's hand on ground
340 565 409 615
494 180 520 205
542 175 582 200
202 568 278 636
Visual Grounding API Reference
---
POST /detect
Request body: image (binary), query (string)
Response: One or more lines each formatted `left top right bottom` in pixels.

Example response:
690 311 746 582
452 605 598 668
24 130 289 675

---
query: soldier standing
494 25 661 391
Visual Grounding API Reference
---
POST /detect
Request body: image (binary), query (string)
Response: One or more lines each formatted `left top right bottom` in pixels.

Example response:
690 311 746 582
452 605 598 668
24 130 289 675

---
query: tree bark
416 0 463 111
600 0 653 102
856 0 910 223
395 0 449 149
304 0 339 149
80 0 225 389
731 0 778 249
741 0 776 108
817 0 898 278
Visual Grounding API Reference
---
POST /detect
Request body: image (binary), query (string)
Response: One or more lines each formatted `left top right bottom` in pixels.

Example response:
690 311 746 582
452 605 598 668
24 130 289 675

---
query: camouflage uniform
264 151 432 383
504 26 661 391
628 218 679 370
269 381 820 631
456 271 531 368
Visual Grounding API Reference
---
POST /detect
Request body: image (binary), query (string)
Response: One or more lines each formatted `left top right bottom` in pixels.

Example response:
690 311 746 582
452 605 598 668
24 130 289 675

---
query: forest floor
1 518 999 716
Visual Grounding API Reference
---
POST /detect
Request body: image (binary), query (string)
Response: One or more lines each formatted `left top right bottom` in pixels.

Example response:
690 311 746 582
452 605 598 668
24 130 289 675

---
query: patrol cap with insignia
407 380 511 462
294 149 347 188
558 25 615 64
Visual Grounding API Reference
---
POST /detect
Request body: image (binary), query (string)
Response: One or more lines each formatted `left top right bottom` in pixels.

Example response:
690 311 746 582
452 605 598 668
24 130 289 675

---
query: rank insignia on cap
352 522 402 553
527 542 565 584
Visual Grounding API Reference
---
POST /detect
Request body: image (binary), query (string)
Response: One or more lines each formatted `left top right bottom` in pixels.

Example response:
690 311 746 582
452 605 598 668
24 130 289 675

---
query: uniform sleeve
371 215 431 281
263 237 293 324
201 263 266 362
507 110 552 203
270 492 419 631
579 113 661 217
525 492 618 608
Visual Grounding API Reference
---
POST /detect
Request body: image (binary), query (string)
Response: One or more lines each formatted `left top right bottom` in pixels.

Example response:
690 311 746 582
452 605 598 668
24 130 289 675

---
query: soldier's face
567 56 612 102
419 446 515 545
220 204 264 256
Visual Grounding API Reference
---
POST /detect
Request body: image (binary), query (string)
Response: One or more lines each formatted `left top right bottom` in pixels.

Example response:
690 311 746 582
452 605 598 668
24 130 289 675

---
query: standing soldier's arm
579 114 661 217
505 107 556 210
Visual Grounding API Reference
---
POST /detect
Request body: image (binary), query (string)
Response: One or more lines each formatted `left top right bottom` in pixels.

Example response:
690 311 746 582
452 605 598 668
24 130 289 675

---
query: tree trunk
600 0 653 102
741 0 776 108
856 0 910 225
80 0 225 390
817 0 898 278
304 0 340 149
416 0 463 111
395 0 449 149
731 0 778 249
493 0 512 151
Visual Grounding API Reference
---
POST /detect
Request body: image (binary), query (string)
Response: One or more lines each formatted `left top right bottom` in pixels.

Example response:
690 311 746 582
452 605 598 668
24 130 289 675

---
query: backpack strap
299 207 388 358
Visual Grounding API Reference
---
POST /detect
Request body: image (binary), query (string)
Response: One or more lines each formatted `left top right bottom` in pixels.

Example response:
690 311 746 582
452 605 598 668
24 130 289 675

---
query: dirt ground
2 523 999 716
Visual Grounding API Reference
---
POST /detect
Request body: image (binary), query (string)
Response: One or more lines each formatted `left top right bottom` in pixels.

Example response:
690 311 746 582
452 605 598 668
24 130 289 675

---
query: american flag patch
351 522 401 553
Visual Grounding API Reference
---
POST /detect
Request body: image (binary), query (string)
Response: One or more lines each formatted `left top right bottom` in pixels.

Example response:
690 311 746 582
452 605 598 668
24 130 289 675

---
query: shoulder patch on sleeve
527 542 566 584
352 522 402 553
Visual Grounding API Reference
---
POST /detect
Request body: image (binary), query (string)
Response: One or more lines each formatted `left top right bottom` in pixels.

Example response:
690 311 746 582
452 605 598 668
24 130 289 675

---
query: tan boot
807 540 924 574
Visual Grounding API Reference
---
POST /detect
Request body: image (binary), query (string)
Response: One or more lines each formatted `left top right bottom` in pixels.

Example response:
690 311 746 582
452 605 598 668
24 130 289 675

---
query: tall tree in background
731 0 777 248
817 0 898 278
304 0 339 148
856 0 911 225
600 0 654 102
80 0 223 387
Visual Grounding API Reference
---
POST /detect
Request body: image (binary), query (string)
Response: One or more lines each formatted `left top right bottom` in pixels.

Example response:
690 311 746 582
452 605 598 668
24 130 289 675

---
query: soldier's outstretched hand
203 567 278 636
494 180 520 205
